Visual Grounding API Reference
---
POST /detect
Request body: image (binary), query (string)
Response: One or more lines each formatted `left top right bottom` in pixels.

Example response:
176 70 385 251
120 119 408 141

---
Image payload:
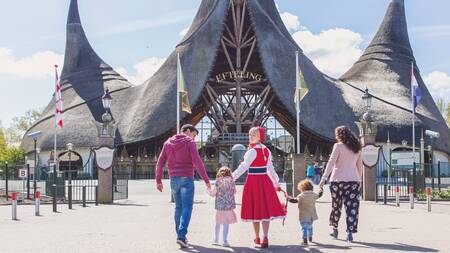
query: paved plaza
1 180 449 253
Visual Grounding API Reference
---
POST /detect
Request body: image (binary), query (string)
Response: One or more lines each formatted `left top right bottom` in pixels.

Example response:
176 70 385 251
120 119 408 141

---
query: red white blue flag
411 62 422 113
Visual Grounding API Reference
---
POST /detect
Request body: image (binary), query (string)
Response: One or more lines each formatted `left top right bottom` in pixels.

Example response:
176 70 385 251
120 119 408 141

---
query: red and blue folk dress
232 143 285 222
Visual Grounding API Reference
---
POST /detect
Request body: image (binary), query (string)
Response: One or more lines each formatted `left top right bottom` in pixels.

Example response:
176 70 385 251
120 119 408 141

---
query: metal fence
376 151 450 201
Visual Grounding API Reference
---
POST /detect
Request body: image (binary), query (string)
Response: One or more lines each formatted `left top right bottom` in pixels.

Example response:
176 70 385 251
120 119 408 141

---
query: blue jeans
170 177 195 240
313 175 321 185
300 221 313 239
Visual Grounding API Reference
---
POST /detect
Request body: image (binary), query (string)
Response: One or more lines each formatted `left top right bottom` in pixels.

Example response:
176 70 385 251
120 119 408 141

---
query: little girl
207 167 237 247
288 179 323 246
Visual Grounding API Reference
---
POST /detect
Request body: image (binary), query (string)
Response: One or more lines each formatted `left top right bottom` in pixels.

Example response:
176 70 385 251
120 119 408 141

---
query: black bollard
383 184 387 205
68 184 73 209
95 186 99 206
5 163 9 201
82 186 86 208
52 184 57 212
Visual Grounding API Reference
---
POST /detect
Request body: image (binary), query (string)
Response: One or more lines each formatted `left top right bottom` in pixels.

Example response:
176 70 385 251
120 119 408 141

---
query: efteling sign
215 71 263 82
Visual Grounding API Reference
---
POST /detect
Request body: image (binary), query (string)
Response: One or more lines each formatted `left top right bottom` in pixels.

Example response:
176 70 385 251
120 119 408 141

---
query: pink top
156 134 210 184
321 143 363 182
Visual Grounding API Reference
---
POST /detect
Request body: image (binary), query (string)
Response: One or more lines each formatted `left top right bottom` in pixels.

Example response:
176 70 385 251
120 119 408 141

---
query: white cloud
423 71 450 103
280 12 301 32
117 57 166 85
411 25 450 39
279 11 364 78
0 48 63 79
98 9 196 37
179 27 189 37
0 48 63 128
292 28 363 77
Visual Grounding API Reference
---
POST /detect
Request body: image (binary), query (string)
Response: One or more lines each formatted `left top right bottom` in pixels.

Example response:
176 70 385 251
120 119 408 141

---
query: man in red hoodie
156 124 211 248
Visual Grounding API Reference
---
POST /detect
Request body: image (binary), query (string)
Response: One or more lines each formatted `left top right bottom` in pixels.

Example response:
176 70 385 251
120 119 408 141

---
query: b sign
93 147 115 171
362 144 381 168
18 168 28 179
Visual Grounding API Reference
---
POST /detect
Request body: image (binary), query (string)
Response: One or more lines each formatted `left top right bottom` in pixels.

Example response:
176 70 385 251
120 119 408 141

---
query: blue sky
1 0 450 128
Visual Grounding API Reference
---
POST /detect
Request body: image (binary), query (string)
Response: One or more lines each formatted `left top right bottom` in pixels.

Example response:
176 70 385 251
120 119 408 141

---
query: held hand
206 182 212 190
319 180 325 189
275 186 282 192
157 183 163 192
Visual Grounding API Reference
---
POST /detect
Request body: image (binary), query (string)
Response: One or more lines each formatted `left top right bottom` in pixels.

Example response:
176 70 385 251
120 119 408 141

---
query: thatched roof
21 0 132 152
22 0 449 155
118 0 357 146
340 0 450 153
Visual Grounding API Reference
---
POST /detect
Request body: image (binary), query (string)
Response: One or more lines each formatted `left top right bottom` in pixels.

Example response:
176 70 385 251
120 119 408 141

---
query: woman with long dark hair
319 126 363 242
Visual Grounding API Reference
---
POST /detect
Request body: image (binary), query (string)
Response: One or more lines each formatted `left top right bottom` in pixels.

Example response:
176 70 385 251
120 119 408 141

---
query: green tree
437 98 445 114
1 121 27 166
447 103 450 127
5 108 44 146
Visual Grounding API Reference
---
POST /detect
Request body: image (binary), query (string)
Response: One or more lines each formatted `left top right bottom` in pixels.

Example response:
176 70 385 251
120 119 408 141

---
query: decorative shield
93 146 115 171
362 144 381 168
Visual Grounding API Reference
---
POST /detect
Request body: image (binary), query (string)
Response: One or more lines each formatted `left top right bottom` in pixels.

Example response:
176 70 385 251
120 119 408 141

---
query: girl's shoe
253 237 261 247
330 228 338 239
222 241 230 247
301 238 308 246
347 232 354 242
261 237 269 248
212 239 220 245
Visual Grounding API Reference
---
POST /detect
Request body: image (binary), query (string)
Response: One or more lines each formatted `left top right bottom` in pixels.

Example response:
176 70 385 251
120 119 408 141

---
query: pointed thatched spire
363 0 412 62
339 0 450 154
61 0 113 78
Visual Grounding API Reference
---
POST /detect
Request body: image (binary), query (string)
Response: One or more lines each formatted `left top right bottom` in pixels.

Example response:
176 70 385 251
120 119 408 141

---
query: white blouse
232 145 280 187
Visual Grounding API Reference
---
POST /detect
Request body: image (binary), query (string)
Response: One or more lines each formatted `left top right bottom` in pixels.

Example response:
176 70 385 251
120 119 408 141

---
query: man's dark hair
181 124 198 134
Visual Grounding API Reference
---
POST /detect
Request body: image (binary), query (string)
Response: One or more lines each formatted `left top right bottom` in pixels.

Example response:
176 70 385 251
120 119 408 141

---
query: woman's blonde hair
249 127 262 141
216 166 232 179
297 179 314 192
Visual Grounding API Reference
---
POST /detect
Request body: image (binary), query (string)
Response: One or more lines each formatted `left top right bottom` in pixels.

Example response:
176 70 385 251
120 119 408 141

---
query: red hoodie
156 134 210 184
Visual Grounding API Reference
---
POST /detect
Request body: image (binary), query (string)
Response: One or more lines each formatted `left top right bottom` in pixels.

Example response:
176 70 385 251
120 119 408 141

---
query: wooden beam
243 38 257 73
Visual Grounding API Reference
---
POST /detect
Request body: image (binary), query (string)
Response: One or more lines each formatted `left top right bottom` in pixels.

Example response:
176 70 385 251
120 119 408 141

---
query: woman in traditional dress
232 127 285 248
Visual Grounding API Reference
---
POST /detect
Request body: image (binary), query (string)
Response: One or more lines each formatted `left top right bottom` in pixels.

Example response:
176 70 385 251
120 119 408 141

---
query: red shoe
261 237 269 248
254 237 261 247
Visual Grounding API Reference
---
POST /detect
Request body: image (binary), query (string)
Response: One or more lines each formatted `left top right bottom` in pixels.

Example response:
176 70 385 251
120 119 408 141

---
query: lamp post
94 88 117 204
66 142 73 209
362 87 373 113
357 87 378 201
358 87 375 141
27 131 42 197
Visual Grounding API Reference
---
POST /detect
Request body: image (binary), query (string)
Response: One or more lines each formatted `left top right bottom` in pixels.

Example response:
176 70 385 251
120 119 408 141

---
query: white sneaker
223 241 230 247
212 239 220 245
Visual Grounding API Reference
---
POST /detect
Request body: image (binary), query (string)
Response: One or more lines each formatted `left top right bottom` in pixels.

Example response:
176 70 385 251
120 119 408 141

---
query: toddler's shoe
301 238 308 246
222 241 230 247
308 236 313 242
212 239 220 245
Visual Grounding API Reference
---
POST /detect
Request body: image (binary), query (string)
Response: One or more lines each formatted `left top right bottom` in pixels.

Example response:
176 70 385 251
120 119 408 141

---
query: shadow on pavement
182 243 350 253
352 241 439 252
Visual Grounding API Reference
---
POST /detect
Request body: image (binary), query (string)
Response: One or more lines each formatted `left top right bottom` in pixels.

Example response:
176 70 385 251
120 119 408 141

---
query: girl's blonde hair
216 166 232 179
297 179 314 193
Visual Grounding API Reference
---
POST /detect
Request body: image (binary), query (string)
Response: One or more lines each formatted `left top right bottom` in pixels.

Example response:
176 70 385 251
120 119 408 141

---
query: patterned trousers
329 182 360 233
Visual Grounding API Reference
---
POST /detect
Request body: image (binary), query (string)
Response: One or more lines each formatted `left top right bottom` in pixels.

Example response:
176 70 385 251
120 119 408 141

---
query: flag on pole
294 61 309 104
177 54 192 114
411 62 422 113
55 66 63 128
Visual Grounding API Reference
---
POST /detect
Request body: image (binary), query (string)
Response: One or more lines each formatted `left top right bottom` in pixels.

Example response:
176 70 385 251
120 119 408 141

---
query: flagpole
411 61 416 166
54 65 59 173
295 51 300 155
177 53 180 134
